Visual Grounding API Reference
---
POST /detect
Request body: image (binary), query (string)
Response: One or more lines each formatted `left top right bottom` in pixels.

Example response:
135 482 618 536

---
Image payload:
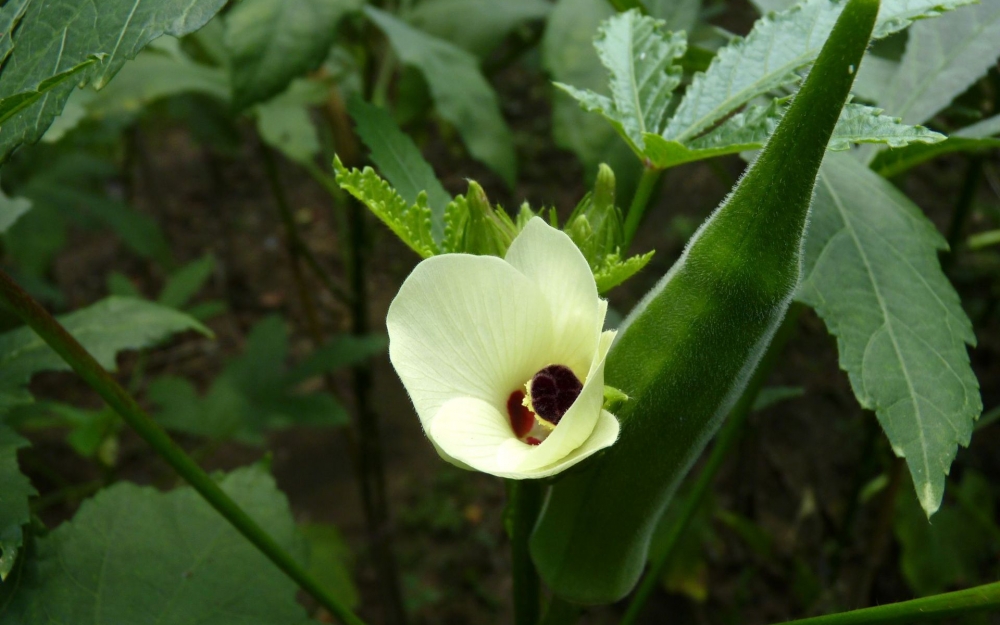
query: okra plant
0 0 998 623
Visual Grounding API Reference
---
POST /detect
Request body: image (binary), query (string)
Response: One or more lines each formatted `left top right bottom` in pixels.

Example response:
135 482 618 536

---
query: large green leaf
530 0 878 603
0 61 97 126
556 9 686 154
347 96 452 243
366 6 516 186
224 0 359 110
0 0 227 162
150 316 355 443
0 465 310 624
406 0 551 58
0 0 29 67
86 50 230 123
0 297 208 412
796 152 980 515
867 0 1000 126
869 136 1000 177
0 425 35 581
645 100 944 168
662 0 976 143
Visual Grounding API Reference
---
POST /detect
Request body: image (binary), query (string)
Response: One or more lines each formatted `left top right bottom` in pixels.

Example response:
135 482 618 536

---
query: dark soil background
11 11 1000 625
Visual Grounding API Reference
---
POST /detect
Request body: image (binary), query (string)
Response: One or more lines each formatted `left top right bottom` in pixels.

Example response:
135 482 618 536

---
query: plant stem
773 580 1000 625
325 84 409 625
943 156 983 271
621 304 802 625
623 166 664 252
507 479 543 625
260 143 352 309
0 269 367 625
539 596 581 625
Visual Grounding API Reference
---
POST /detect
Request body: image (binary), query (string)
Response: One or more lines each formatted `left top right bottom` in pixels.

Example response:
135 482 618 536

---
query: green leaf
85 50 230 123
334 156 439 258
365 6 516 186
646 0 703 32
158 255 216 310
662 0 976 143
0 465 310 624
406 0 551 58
0 297 208 413
346 95 452 243
795 152 980 516
751 385 805 411
0 0 227 162
543 0 629 173
867 0 1000 126
255 79 326 165
530 0 879 603
0 0 29 67
645 100 945 168
0 61 97 127
224 0 358 110
0 424 35 581
869 136 1000 177
894 470 999 595
0 185 31 235
556 10 687 154
300 524 359 609
150 316 349 444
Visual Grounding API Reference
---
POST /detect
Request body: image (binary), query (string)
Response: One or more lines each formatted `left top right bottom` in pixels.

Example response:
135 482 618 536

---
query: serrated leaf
559 10 686 153
594 251 654 293
870 136 1000 177
150 316 349 444
159 255 216 310
869 0 1000 126
663 0 976 143
346 95 452 243
334 156 438 258
0 185 31 235
255 79 326 165
0 0 227 163
0 297 209 413
365 6 516 185
0 465 310 624
407 0 551 58
0 424 35 581
796 152 980 516
645 101 944 168
442 195 470 253
223 0 359 110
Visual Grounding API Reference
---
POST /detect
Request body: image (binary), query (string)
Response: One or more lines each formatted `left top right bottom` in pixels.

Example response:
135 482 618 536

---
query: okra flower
387 217 620 479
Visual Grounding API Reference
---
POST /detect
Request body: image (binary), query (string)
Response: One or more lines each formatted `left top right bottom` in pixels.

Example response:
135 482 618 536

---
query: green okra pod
529 0 881 603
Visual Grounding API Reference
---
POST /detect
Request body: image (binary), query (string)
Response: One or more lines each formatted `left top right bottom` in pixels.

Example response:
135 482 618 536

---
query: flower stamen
525 364 583 427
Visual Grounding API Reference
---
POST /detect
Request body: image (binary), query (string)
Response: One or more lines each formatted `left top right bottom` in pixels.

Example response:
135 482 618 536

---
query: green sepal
603 386 629 413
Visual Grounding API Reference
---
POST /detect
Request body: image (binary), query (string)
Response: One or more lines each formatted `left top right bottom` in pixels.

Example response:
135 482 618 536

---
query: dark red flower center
528 364 582 426
507 390 535 438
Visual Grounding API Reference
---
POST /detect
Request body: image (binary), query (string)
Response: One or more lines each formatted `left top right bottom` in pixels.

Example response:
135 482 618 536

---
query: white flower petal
505 218 603 378
516 410 620 479
497 330 615 472
388 254 554 431
429 397 517 475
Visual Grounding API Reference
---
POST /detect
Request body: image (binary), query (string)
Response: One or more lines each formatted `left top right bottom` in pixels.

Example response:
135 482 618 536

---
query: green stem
622 166 663 252
508 479 543 625
539 596 581 625
943 157 983 271
0 269 367 625
774 581 1000 625
621 304 802 625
